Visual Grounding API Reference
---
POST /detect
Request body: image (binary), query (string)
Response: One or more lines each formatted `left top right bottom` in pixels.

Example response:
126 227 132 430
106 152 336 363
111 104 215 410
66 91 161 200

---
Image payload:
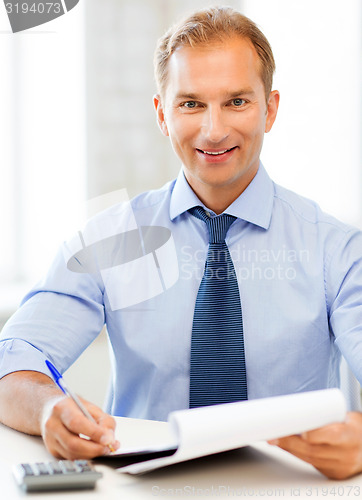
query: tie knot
189 206 236 244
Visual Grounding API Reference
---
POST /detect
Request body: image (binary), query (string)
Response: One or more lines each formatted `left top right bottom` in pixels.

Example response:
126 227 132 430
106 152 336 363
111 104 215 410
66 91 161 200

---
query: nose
201 105 229 144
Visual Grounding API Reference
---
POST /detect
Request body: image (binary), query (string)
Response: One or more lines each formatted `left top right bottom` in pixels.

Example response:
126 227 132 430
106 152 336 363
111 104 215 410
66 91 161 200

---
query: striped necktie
189 206 247 408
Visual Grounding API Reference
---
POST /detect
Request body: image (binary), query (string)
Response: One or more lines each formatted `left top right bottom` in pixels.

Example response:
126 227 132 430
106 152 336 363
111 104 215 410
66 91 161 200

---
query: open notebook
104 389 346 475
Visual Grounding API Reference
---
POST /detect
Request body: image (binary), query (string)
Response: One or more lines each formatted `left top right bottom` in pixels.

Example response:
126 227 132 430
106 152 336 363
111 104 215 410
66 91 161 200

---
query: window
243 0 362 226
0 4 86 322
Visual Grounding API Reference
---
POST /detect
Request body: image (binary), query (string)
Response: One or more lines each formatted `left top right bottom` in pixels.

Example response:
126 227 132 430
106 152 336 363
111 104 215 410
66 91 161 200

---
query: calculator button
60 460 77 473
20 463 34 476
75 459 89 466
49 462 63 474
75 461 92 472
35 463 50 475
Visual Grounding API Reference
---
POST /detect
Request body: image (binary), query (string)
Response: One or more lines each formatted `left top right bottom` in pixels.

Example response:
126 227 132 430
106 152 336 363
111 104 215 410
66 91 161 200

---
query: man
1 6 362 479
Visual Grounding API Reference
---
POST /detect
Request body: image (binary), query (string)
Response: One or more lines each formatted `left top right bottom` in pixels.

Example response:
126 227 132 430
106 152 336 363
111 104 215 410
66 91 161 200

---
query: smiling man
1 6 362 480
154 36 279 214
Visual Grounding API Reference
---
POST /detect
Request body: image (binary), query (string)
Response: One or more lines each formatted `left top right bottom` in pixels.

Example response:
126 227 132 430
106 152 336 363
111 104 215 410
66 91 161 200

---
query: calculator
12 459 103 492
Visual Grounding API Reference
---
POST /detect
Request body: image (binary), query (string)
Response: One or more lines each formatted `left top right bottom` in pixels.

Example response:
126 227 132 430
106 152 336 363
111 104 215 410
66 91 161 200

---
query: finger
270 435 342 463
85 401 117 430
55 429 113 460
42 397 119 458
302 412 362 446
77 400 119 449
43 412 114 460
53 399 117 448
48 427 120 460
86 403 117 435
47 398 119 459
51 434 112 460
278 440 356 481
269 426 362 480
301 423 348 445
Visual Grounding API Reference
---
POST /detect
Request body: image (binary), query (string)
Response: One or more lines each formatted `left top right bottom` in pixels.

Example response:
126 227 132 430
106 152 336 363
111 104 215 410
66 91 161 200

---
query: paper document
114 389 346 475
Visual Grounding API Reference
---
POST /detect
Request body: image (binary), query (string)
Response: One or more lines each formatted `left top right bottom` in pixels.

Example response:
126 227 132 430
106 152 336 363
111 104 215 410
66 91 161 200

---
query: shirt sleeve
327 228 362 384
0 240 106 380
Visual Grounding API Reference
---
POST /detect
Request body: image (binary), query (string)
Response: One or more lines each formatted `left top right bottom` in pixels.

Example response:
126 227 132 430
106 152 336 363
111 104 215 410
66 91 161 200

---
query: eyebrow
229 88 256 98
174 88 256 101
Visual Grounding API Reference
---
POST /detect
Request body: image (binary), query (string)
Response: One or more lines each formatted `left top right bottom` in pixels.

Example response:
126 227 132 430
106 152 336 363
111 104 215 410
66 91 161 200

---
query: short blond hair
154 6 275 101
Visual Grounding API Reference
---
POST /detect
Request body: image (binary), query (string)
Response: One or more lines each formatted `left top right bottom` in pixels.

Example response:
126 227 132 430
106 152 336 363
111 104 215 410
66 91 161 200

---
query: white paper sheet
116 389 346 475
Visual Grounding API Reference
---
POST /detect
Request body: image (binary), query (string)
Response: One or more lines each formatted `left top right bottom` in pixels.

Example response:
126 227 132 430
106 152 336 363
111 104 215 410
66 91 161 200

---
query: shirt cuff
0 338 51 380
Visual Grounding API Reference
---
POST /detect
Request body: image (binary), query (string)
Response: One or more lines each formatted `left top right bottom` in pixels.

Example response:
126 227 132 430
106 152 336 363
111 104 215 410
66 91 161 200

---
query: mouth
197 146 237 155
196 146 238 162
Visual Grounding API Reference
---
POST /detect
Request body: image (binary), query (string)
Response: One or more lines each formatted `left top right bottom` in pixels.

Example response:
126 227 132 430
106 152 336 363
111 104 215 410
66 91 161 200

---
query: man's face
154 36 279 210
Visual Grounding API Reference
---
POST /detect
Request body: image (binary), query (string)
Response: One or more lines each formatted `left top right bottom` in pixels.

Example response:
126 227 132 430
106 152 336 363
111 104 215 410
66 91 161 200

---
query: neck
185 170 258 214
201 190 237 215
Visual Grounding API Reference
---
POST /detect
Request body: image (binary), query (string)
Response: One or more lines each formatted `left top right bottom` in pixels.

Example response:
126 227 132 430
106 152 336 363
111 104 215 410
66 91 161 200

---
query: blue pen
45 360 115 452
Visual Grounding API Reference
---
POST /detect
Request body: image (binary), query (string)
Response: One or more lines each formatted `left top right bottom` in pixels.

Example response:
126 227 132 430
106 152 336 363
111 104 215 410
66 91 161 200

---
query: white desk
1 417 361 499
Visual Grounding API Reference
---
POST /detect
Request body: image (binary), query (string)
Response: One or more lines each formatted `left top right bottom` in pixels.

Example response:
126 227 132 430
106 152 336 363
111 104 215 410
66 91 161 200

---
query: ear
153 94 169 137
265 90 280 133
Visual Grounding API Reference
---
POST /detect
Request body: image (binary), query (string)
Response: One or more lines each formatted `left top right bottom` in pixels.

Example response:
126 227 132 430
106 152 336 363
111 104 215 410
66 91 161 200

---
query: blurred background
0 0 361 406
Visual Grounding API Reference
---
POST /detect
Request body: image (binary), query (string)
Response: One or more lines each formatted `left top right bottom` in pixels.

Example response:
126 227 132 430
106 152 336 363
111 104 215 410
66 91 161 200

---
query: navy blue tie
189 206 247 408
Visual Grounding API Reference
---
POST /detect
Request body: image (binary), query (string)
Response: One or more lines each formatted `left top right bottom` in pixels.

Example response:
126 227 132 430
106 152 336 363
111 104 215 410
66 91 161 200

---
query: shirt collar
169 163 274 230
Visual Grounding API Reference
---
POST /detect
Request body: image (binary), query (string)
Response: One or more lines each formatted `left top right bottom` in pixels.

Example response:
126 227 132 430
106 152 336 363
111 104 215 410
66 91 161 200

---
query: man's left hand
268 412 362 479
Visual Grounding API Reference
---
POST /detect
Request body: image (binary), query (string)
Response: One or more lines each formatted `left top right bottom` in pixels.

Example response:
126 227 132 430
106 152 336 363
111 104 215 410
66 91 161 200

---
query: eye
232 98 246 107
181 101 198 109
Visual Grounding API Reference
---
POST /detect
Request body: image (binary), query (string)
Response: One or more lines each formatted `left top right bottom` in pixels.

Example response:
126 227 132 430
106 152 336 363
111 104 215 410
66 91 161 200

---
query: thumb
78 399 119 449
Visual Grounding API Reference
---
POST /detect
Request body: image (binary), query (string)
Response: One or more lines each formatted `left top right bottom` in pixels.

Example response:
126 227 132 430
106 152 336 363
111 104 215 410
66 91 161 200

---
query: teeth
202 149 229 155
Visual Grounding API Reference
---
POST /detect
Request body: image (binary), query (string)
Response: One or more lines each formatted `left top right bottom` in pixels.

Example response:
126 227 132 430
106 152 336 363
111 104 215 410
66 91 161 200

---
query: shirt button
205 211 211 217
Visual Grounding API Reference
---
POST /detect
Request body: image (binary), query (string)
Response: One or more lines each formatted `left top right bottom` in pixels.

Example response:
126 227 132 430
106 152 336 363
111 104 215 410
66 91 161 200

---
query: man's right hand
0 371 119 460
41 395 120 460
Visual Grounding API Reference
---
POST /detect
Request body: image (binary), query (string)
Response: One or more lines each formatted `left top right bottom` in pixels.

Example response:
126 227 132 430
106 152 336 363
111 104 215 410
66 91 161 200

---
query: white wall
242 0 362 227
0 3 86 319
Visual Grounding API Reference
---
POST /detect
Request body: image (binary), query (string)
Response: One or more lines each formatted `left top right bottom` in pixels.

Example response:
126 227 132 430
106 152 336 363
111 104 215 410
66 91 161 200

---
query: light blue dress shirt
1 164 362 421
